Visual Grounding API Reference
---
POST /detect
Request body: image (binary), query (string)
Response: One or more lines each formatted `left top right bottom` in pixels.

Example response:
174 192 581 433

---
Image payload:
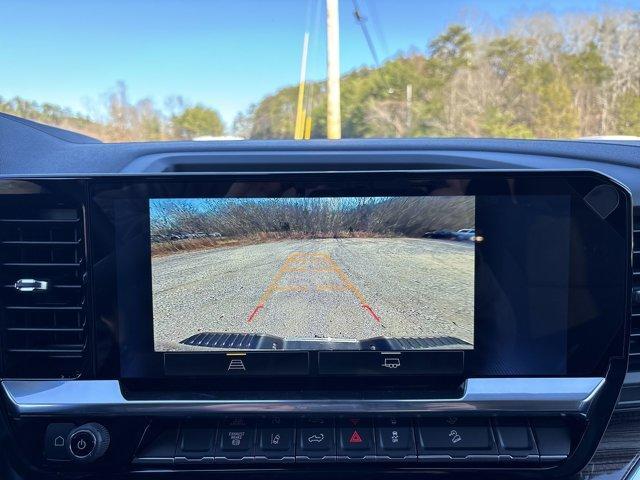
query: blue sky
1 0 636 126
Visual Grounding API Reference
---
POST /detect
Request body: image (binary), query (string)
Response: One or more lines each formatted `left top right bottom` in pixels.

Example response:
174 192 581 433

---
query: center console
0 170 631 478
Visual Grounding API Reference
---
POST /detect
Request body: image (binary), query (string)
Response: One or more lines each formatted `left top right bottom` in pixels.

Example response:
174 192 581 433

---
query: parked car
422 229 455 239
454 228 476 241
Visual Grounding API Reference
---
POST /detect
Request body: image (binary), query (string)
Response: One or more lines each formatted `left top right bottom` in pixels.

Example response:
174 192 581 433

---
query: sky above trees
1 0 634 123
1 1 640 140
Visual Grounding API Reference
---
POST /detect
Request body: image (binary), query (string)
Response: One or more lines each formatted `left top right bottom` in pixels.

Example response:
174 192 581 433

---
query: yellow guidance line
248 250 381 324
316 252 368 305
275 285 309 292
316 284 350 292
257 252 300 305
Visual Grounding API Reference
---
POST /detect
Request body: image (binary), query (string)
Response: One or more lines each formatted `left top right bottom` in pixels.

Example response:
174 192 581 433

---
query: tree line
237 10 640 140
3 9 640 141
0 81 224 142
150 197 474 241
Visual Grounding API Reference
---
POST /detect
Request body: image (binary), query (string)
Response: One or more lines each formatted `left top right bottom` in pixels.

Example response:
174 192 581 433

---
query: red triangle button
349 430 363 444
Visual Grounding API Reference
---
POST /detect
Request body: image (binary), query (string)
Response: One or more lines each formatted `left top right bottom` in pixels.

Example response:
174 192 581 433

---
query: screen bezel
86 170 631 380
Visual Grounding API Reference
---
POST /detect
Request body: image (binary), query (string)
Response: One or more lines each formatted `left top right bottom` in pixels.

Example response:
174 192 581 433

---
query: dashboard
0 113 639 480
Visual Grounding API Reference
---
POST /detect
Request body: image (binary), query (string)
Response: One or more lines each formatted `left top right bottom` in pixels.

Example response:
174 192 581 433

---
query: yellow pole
294 32 310 139
304 116 312 139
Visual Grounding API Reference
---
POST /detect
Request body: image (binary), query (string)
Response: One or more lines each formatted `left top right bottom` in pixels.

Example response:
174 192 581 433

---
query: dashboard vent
631 207 640 373
0 201 89 378
619 207 640 408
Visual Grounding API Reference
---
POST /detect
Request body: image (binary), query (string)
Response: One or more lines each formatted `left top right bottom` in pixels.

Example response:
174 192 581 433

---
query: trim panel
1 377 604 417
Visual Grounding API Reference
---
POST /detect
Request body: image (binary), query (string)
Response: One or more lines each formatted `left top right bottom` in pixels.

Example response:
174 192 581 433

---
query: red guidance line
247 304 264 323
362 304 381 323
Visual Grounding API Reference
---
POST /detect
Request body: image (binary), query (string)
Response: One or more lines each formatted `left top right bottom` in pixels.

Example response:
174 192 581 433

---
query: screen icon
227 359 246 371
449 430 462 444
308 433 325 443
349 431 363 444
382 357 401 369
229 431 244 446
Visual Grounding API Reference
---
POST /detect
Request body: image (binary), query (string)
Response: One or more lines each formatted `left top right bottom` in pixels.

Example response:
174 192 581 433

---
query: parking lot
152 237 475 351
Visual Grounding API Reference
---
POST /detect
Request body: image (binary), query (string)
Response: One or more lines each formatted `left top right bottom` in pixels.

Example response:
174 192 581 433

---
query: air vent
631 207 640 374
619 207 640 409
0 200 89 378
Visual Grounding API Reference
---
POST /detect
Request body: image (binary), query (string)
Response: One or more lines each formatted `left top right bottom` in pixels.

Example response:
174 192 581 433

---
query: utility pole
326 0 341 139
406 83 413 133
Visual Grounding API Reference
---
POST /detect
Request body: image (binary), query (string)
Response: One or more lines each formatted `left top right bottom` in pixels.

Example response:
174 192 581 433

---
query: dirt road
152 237 474 351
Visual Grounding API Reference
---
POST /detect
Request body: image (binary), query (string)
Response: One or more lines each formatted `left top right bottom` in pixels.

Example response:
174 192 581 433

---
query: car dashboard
0 113 639 480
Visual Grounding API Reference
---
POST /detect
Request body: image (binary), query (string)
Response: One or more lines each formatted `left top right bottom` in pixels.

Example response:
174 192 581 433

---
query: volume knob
67 423 110 462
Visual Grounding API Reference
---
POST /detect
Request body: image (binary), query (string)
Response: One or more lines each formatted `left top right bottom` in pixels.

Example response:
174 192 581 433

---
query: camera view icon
227 359 246 371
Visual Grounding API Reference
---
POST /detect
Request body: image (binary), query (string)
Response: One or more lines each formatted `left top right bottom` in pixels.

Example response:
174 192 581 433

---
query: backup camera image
150 196 475 351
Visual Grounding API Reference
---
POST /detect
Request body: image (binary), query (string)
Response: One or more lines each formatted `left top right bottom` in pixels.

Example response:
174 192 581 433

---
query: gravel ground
152 237 474 351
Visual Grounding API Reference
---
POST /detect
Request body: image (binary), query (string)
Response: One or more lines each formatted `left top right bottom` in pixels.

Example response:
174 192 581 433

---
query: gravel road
152 237 474 351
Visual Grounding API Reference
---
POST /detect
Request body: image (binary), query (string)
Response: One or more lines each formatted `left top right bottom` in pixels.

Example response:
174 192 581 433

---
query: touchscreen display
150 196 476 352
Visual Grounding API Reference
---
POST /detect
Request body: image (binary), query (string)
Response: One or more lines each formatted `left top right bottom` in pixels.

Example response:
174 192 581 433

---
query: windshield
2 0 639 142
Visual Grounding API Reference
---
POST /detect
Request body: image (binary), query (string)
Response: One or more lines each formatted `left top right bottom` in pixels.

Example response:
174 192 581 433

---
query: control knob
67 423 110 462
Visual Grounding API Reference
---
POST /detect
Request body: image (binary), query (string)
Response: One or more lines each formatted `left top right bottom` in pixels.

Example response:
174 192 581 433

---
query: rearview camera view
150 196 475 351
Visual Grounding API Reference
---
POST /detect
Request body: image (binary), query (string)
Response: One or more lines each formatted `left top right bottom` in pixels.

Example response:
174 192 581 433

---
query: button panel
297 418 336 462
530 417 572 463
217 417 256 462
132 416 572 467
417 417 498 462
164 352 310 376
174 422 217 463
337 418 376 462
494 418 539 463
318 351 463 375
376 417 416 462
256 417 295 462
44 423 75 461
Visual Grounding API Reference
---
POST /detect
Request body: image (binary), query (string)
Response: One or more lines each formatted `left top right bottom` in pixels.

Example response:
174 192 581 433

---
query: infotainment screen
88 171 631 379
149 196 475 352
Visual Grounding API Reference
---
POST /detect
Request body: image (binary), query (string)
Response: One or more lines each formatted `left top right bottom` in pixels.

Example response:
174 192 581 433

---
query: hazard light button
337 418 375 460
